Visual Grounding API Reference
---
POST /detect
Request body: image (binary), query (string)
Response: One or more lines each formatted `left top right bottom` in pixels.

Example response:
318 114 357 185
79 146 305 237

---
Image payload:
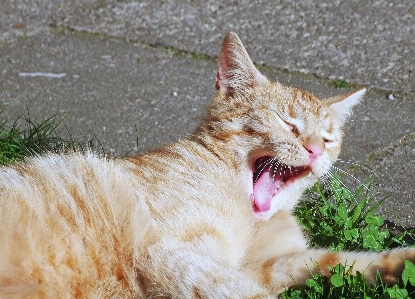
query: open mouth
251 156 310 214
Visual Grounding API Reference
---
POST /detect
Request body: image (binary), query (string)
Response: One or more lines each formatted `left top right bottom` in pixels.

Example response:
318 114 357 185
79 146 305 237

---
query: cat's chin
250 156 312 219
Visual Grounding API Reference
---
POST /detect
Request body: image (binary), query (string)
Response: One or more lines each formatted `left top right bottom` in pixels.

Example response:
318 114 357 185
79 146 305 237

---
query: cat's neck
191 131 246 170
127 137 237 171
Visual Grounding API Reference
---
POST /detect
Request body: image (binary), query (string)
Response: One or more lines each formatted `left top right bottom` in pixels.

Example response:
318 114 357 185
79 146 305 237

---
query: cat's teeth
308 172 312 178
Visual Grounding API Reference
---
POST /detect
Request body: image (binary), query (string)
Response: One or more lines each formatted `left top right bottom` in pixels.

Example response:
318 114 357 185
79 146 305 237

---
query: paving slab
0 0 96 43
351 133 415 227
0 30 217 155
53 0 415 94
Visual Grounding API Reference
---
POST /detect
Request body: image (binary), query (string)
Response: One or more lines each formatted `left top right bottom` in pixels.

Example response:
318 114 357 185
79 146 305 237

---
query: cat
1 32 414 299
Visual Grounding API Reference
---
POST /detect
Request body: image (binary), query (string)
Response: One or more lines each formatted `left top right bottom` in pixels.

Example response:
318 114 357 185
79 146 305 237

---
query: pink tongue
253 169 281 212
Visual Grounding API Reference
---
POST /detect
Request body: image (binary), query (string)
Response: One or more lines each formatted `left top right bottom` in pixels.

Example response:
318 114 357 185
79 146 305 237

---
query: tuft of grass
330 80 349 88
0 110 102 165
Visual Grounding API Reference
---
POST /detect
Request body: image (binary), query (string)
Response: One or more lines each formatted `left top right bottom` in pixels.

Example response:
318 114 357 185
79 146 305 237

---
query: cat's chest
145 183 257 266
247 212 307 261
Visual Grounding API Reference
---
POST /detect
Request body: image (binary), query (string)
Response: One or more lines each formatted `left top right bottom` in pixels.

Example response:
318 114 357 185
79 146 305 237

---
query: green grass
0 109 100 165
281 177 415 298
282 261 415 299
330 80 349 88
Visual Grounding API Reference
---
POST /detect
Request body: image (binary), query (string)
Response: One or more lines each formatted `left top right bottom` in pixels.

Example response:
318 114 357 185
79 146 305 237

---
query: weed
284 176 415 298
282 261 415 299
330 80 348 88
295 177 414 252
0 110 102 165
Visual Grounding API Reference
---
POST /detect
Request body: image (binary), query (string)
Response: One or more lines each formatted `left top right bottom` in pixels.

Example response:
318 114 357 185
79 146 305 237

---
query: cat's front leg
140 240 273 299
258 248 415 295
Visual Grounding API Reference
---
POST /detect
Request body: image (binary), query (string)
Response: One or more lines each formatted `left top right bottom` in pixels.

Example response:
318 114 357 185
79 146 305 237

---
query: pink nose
305 145 324 164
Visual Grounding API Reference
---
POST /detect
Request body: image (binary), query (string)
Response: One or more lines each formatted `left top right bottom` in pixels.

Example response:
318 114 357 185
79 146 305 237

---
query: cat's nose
305 144 324 164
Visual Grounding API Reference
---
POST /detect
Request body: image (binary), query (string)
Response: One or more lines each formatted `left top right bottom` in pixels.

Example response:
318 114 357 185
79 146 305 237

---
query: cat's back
0 152 151 298
0 140 258 298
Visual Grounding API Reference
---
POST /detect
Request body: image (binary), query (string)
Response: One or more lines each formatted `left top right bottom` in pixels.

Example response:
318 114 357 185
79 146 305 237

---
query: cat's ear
215 32 268 96
327 88 366 122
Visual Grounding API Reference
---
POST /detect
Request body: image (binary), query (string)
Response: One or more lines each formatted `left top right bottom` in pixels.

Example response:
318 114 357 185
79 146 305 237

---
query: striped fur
1 32 413 298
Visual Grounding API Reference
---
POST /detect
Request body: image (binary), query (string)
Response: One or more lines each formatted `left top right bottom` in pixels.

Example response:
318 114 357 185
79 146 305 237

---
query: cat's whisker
321 166 377 201
330 166 377 198
271 159 281 180
288 165 294 177
335 158 374 175
319 174 332 191
272 164 277 178
253 157 275 184
320 169 351 197
324 169 348 193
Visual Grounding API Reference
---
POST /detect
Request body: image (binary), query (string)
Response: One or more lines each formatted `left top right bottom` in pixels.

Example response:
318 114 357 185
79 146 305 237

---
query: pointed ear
215 32 268 96
327 88 366 122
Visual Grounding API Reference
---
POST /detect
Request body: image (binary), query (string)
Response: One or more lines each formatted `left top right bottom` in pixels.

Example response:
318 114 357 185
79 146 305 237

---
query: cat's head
201 32 365 220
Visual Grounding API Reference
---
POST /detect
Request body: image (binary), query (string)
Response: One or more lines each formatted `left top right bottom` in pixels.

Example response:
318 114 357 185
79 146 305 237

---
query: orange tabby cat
1 32 414 298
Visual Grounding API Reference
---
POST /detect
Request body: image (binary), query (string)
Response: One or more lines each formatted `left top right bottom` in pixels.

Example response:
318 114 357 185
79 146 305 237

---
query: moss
190 52 212 61
399 132 415 144
367 150 384 162
166 47 181 55
163 46 215 62
51 26 103 39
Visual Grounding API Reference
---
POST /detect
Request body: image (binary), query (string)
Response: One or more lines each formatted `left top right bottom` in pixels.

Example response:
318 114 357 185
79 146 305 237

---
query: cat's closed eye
321 132 335 143
285 121 299 135
277 116 300 135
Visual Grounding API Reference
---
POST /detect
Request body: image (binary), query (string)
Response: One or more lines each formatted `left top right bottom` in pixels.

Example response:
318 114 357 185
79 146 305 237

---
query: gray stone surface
350 133 415 226
53 0 415 94
0 0 414 226
0 0 94 43
0 30 216 155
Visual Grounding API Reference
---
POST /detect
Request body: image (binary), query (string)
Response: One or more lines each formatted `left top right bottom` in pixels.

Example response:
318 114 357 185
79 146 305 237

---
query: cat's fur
1 32 414 298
